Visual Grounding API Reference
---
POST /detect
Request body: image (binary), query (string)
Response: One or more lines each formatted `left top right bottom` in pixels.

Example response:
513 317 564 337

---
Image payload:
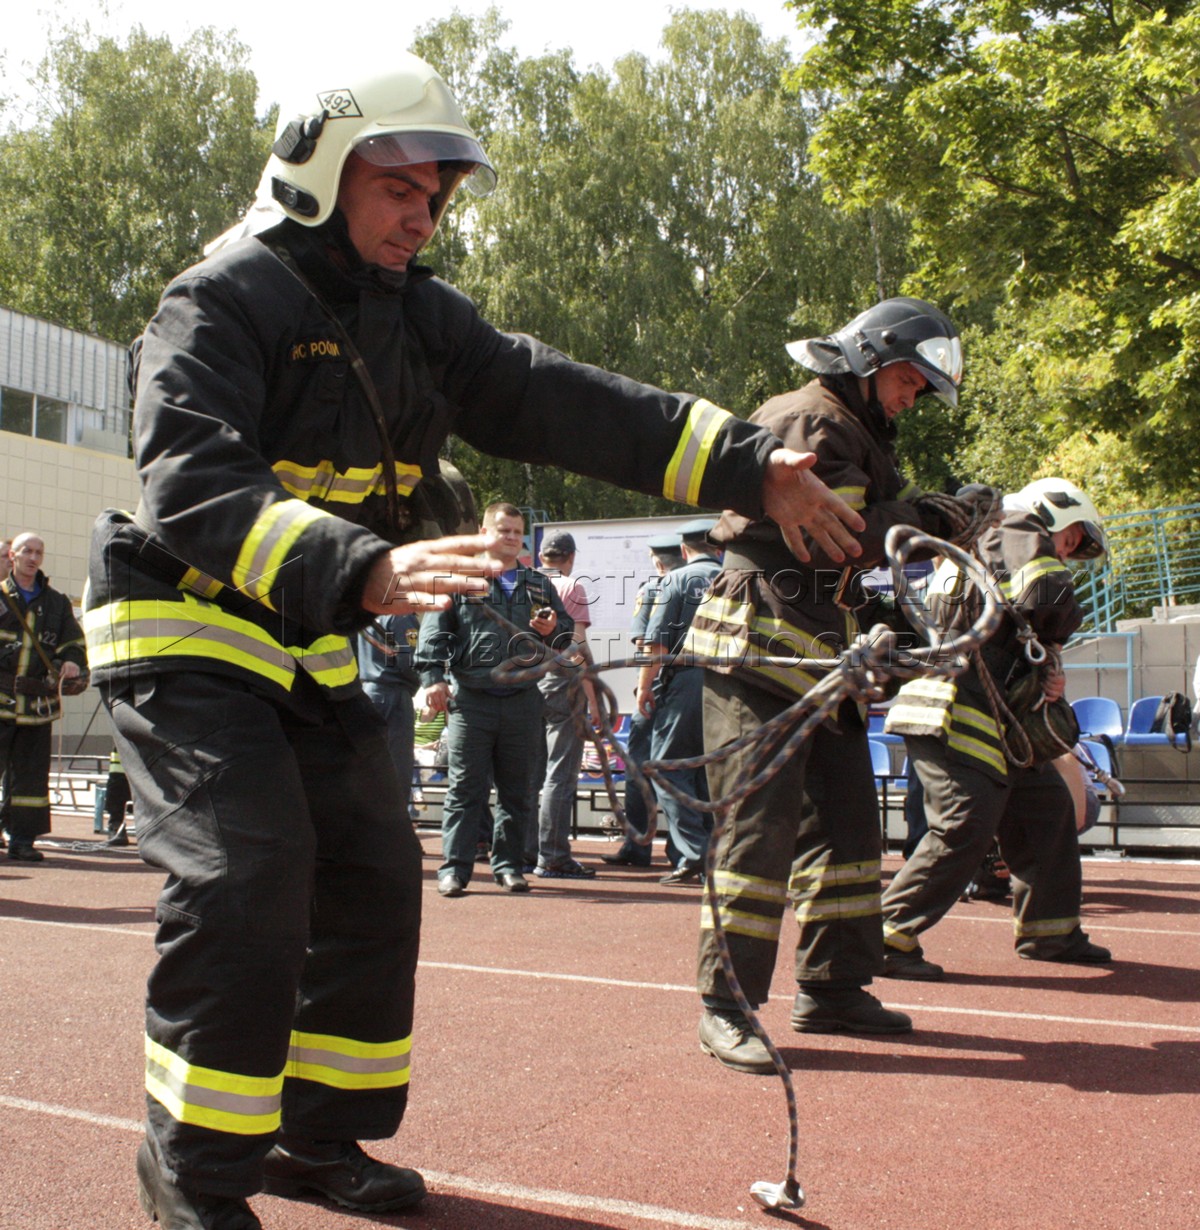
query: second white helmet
1005 477 1108 560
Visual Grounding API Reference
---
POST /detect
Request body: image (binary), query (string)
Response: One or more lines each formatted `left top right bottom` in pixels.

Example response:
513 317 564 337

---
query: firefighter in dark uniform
637 520 723 884
82 54 866 1228
686 299 966 1073
603 534 684 868
880 477 1113 979
0 533 88 861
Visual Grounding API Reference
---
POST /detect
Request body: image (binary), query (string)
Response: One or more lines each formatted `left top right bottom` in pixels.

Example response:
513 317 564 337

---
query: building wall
1 432 140 749
0 306 130 456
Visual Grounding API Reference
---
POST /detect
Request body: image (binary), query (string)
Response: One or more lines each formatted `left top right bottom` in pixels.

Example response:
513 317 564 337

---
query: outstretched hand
361 534 499 615
761 449 865 564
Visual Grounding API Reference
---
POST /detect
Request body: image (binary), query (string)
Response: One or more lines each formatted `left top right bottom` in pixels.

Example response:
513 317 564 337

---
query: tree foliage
416 8 910 520
790 0 1200 502
0 22 274 344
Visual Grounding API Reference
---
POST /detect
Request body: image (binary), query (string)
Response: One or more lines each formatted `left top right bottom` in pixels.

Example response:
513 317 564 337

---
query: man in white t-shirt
533 531 601 877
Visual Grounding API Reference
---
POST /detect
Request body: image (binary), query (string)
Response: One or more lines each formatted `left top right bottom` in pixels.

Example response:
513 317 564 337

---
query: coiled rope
475 524 1007 1209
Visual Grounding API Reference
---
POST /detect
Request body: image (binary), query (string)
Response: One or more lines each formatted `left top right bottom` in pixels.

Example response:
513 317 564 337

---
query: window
0 387 34 436
34 396 67 443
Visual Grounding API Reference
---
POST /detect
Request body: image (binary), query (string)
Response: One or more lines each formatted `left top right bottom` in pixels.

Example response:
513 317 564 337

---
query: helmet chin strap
863 374 898 442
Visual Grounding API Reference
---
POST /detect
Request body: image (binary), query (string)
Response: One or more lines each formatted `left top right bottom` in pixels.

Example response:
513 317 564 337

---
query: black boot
262 1137 426 1212
136 1140 261 1229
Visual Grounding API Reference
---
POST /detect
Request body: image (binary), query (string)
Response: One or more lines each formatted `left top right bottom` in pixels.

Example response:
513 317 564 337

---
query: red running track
1 813 1197 1229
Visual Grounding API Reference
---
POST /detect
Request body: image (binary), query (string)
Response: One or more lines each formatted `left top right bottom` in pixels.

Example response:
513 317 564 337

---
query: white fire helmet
208 54 495 254
1005 477 1108 560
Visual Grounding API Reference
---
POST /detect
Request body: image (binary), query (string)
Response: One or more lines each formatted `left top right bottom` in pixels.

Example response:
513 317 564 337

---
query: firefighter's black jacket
85 213 781 707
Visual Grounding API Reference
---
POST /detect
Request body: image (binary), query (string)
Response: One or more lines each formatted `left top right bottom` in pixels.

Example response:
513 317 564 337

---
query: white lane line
0 1095 757 1230
424 962 1200 1035
0 1095 141 1132
4 918 1198 1035
946 913 1200 938
4 911 1200 941
872 1003 1200 1033
0 917 154 937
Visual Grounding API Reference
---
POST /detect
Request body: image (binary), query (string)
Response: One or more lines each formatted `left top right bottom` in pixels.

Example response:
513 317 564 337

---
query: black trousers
0 720 53 842
106 671 421 1196
697 672 884 1006
882 736 1084 959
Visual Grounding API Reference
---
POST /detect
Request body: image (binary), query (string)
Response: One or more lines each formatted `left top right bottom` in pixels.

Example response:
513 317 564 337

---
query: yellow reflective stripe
694 594 755 627
953 703 998 736
1014 916 1079 939
233 500 333 611
685 622 823 696
180 566 224 601
700 903 784 941
833 485 867 511
662 400 732 505
884 702 950 732
746 609 841 660
790 860 881 891
898 677 956 702
272 459 423 504
83 598 296 690
290 634 358 688
794 891 882 922
145 1036 282 1136
1000 557 1069 601
883 925 920 952
684 623 751 668
9 794 50 807
712 869 789 904
946 729 1007 774
897 480 919 500
287 1030 411 1091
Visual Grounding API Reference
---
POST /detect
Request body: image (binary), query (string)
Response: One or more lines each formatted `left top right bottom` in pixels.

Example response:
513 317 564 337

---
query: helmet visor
913 335 963 406
353 131 497 196
1071 521 1108 561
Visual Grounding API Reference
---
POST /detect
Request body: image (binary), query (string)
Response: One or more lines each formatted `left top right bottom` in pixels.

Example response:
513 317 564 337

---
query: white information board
533 514 701 704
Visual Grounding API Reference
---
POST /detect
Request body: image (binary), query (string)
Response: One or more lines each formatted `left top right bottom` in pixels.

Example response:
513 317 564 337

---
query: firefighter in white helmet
880 475 1113 981
86 52 866 1228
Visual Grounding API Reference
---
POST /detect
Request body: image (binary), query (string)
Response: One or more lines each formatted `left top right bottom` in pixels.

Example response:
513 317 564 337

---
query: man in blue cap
636 520 722 884
604 533 684 868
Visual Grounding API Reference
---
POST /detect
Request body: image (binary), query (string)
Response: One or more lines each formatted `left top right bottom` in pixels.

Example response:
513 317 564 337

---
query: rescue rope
473 524 1006 1209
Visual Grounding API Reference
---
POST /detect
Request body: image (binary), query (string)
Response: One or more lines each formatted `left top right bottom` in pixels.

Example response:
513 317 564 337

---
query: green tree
0 22 274 344
790 0 1200 501
415 7 908 520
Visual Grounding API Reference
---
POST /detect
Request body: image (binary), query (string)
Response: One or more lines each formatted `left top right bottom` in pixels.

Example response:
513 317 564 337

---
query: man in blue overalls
636 520 722 885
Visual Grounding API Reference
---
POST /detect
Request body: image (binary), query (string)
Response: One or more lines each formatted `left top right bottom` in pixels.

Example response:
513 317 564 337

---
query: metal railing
1076 503 1200 632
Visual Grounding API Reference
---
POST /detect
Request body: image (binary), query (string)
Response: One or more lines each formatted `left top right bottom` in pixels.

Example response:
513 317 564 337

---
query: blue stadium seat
1121 695 1186 749
1071 696 1123 740
867 710 903 746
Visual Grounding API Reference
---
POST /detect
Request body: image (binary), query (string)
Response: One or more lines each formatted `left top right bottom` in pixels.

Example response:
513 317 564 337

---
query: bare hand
423 681 452 714
59 661 81 679
361 534 499 615
529 609 557 636
761 449 865 564
1042 665 1067 703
